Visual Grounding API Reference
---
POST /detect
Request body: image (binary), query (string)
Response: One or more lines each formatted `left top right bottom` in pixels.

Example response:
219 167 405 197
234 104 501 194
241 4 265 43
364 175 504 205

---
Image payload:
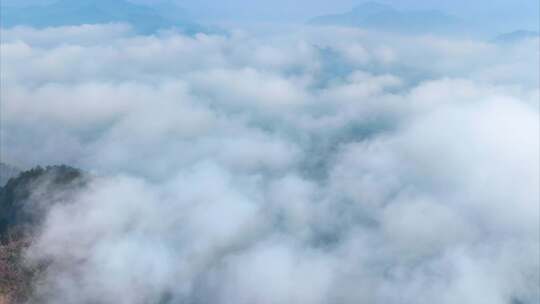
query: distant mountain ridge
0 0 206 34
493 30 540 43
308 1 460 33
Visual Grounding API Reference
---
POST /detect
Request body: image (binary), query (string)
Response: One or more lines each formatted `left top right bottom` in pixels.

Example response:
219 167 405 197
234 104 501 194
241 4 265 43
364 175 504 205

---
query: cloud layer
1 24 539 303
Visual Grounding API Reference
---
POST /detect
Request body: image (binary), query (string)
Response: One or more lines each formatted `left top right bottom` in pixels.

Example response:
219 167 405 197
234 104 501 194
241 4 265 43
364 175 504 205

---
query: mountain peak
0 0 206 34
351 2 394 14
309 3 459 33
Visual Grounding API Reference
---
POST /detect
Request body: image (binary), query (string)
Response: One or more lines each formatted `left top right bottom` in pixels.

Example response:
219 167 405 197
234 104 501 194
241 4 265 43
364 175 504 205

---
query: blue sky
4 0 539 27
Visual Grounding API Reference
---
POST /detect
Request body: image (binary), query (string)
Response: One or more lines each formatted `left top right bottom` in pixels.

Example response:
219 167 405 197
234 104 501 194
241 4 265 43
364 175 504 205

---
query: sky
0 1 539 304
3 0 539 29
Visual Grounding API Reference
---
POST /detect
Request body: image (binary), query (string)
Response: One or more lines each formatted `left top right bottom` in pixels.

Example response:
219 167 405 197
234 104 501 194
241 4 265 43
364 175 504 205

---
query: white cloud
0 24 537 303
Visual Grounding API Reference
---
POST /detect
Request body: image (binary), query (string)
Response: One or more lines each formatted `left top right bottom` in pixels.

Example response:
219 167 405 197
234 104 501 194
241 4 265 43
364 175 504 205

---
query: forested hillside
0 166 85 303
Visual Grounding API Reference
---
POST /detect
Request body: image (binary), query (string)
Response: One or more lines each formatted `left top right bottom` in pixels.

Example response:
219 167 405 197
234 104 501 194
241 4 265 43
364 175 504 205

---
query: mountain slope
0 165 85 243
0 165 86 303
493 30 540 43
0 164 20 188
0 0 206 34
308 1 460 33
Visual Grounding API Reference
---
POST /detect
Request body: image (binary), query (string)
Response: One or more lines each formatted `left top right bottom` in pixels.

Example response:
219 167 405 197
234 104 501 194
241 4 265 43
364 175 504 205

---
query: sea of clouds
1 24 539 303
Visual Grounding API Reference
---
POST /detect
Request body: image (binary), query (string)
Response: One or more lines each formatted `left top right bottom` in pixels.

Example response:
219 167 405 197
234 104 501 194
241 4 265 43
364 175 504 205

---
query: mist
0 1 539 303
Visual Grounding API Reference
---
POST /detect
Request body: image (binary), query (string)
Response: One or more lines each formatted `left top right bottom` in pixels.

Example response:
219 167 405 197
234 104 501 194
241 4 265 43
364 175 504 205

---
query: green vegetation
0 165 85 303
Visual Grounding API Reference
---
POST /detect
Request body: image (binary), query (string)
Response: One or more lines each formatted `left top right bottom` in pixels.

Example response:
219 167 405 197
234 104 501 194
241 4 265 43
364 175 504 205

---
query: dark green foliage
0 165 86 244
0 163 20 188
0 165 85 302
